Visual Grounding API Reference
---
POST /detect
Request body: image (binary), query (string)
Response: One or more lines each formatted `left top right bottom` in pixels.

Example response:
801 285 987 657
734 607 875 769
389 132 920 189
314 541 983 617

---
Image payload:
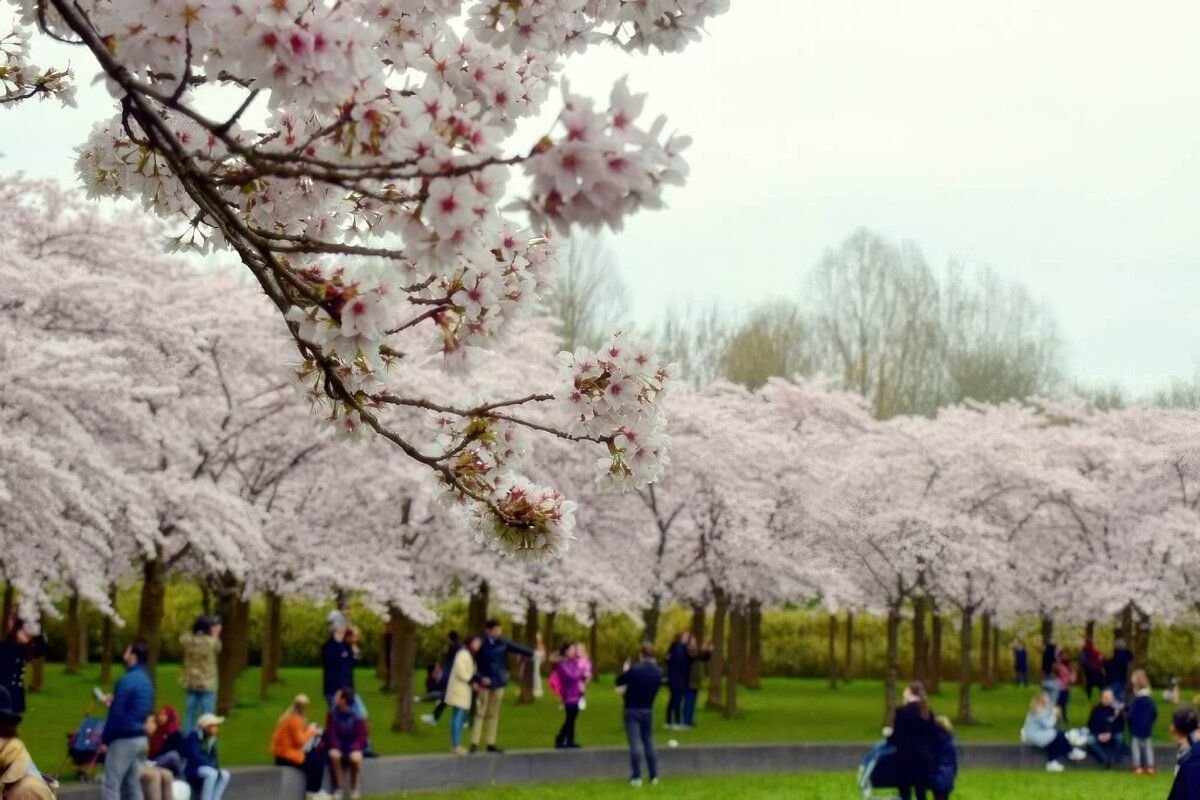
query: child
932 715 958 800
1128 669 1158 775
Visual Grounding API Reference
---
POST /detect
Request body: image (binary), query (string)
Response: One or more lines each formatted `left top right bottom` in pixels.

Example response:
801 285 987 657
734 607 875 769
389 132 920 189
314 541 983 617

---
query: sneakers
1046 760 1065 772
486 745 504 754
420 713 436 726
650 778 660 786
451 746 468 756
469 744 478 754
1068 748 1088 761
630 778 643 787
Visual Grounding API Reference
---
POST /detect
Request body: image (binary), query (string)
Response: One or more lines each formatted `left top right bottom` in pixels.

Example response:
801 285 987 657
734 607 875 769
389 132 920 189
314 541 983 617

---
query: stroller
858 740 903 800
58 693 106 782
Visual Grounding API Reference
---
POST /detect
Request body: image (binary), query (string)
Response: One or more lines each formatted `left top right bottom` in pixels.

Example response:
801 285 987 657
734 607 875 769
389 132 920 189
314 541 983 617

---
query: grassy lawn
378 770 1176 799
19 663 1183 778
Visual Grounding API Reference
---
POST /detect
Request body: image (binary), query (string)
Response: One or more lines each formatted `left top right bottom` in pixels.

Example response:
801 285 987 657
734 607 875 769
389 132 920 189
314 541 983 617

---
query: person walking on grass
271 694 330 800
616 643 662 788
888 682 938 800
1127 669 1158 775
324 689 368 800
469 619 533 755
102 641 155 800
550 642 586 749
445 636 481 755
1168 706 1200 800
1021 690 1087 772
183 714 230 800
180 616 222 734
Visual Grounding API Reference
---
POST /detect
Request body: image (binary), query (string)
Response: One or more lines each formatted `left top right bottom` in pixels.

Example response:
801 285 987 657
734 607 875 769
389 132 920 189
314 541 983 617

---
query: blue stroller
858 740 902 800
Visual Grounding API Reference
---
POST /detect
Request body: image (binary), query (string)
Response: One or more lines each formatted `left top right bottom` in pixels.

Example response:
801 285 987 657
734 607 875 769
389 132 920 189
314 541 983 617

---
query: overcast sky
6 1 1200 395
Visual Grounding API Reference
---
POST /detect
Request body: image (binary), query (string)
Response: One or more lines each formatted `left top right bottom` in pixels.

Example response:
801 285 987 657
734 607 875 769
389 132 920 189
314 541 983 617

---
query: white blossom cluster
0 26 74 106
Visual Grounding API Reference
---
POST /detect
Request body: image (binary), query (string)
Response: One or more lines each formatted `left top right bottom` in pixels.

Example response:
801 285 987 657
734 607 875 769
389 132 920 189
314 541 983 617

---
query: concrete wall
56 742 1181 800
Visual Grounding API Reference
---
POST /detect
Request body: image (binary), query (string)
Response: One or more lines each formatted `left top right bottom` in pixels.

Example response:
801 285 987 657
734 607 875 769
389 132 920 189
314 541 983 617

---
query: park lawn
18 663 1181 778
382 771 1176 800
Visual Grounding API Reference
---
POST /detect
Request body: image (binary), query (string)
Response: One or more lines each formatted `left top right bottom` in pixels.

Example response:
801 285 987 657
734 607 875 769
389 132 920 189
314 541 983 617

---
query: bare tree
652 302 730 389
548 234 632 352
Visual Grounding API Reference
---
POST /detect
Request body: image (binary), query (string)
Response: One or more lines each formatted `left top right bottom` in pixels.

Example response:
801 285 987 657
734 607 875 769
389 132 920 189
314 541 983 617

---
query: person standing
888 682 938 800
683 640 712 729
183 714 230 800
1167 706 1200 800
0 685 55 800
1051 650 1076 724
615 643 662 787
1010 638 1028 688
179 616 222 734
1127 669 1158 775
664 632 690 731
1104 639 1133 702
469 619 533 754
444 636 480 755
271 694 328 800
1080 638 1105 700
322 625 355 712
551 643 585 749
102 641 155 800
531 633 546 700
1040 636 1057 681
0 619 31 718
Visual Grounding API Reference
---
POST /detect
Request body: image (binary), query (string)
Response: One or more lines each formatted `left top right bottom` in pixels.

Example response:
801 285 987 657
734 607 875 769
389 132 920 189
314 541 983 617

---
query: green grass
377 770 1175 799
19 663 1183 779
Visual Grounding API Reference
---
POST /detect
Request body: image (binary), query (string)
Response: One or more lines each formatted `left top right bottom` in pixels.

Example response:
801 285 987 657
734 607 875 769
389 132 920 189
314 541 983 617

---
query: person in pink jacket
551 643 586 749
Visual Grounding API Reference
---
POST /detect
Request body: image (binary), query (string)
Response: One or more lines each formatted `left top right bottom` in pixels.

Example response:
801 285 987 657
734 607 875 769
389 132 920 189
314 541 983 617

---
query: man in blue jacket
469 619 532 754
616 642 663 787
102 641 154 800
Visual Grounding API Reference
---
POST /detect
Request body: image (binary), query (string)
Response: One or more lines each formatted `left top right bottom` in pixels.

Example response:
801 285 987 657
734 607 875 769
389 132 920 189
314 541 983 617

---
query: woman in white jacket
445 636 481 755
1021 691 1086 772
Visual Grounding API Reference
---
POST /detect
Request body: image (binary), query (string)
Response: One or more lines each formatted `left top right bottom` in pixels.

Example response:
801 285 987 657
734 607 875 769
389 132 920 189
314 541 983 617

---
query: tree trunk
1085 619 1096 641
827 614 839 689
100 585 116 684
137 556 167 684
742 600 762 689
706 589 728 710
885 604 901 724
912 594 928 683
641 597 661 645
690 604 706 645
543 611 557 657
200 584 212 616
991 620 1001 685
467 582 489 634
216 590 251 717
260 592 282 701
1040 614 1053 648
723 604 744 719
980 613 993 689
517 600 538 704
843 612 854 682
929 612 944 695
65 593 82 674
588 602 599 676
28 656 44 693
1133 611 1151 670
956 607 976 724
1118 604 1133 646
389 607 417 732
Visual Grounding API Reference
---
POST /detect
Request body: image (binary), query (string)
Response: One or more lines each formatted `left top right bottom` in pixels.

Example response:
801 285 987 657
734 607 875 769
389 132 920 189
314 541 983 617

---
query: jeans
1014 667 1028 687
154 750 185 778
276 753 327 793
682 689 698 727
624 708 657 781
1131 737 1154 769
183 690 216 734
102 736 147 800
665 687 684 726
556 703 579 748
1087 733 1122 767
450 707 469 749
196 765 231 800
1108 682 1126 704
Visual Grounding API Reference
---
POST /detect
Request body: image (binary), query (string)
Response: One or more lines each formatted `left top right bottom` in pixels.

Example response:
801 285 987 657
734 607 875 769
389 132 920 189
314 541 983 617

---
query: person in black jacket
0 619 30 717
1040 636 1057 680
1168 706 1200 800
469 620 533 754
421 632 461 726
1085 689 1124 767
1104 639 1133 702
616 643 663 787
664 632 691 730
887 682 939 800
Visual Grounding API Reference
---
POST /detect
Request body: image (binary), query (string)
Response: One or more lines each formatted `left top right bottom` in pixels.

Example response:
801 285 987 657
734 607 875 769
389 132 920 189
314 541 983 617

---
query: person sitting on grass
1168 706 1200 800
1085 689 1124 768
930 715 958 800
271 694 330 800
0 685 55 800
324 688 368 800
1127 669 1158 776
615 643 662 788
1021 690 1087 772
183 713 231 800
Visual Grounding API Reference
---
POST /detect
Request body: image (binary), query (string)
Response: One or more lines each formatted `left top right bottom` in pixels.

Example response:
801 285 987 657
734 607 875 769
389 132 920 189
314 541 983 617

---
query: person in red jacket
324 689 368 800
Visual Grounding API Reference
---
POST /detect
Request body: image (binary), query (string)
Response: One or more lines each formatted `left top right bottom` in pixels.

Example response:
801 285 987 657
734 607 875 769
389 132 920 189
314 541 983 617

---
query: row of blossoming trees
6 176 1200 730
